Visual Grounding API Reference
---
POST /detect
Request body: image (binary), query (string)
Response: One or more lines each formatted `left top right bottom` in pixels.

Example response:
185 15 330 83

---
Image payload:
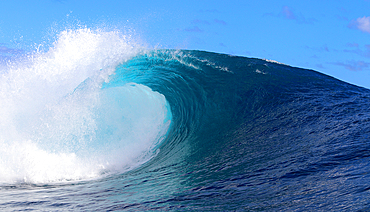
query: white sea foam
0 28 171 184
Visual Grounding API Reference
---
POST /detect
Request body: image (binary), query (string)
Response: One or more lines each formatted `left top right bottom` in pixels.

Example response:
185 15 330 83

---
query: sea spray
0 28 172 184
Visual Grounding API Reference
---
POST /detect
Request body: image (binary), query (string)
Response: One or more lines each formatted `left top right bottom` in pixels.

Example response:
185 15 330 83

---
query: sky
0 0 370 88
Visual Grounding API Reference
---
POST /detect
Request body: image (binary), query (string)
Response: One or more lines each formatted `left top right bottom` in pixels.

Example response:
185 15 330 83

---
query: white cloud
349 16 370 34
333 60 370 71
214 19 227 26
282 6 296 20
264 6 317 24
0 45 24 55
184 26 203 33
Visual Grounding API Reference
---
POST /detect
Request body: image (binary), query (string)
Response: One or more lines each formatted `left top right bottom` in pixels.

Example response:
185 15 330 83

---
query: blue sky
1 0 370 88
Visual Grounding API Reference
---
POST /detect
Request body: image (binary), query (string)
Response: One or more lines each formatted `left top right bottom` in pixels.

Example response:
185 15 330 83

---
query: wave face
1 29 370 211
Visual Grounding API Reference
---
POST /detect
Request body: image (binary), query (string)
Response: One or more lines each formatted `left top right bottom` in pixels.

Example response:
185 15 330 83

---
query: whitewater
1 28 370 211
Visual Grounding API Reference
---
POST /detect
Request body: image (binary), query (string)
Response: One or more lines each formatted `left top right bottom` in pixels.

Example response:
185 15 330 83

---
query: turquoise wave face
99 50 370 210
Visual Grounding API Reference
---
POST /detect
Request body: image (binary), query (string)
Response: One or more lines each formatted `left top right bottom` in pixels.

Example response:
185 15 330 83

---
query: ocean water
1 29 370 211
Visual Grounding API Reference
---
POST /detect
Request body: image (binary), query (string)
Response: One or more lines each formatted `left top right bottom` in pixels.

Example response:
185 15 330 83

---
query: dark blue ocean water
1 47 370 211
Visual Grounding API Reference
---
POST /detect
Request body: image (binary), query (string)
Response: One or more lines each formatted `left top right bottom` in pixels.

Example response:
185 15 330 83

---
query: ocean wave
1 28 370 211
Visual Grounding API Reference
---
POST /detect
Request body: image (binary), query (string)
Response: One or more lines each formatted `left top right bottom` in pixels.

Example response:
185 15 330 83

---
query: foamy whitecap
0 28 171 184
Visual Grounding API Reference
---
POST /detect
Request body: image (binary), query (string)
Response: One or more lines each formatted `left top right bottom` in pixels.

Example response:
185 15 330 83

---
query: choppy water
1 29 370 211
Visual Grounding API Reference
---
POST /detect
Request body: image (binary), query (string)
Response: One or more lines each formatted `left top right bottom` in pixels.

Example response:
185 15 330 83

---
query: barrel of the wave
87 82 172 173
106 50 251 168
